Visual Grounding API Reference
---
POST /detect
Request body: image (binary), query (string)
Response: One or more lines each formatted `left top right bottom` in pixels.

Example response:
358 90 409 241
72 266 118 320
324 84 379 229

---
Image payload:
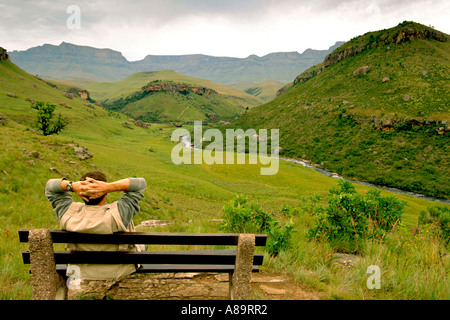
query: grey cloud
0 0 449 57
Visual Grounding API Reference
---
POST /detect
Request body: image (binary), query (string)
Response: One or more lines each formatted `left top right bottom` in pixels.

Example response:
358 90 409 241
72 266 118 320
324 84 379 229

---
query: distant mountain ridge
8 41 345 85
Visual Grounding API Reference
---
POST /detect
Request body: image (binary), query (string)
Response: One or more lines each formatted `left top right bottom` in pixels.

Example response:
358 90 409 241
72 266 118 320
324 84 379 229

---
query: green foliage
419 205 450 245
298 194 324 216
266 220 295 256
307 179 406 253
31 101 68 136
220 194 294 256
220 194 273 233
280 203 299 217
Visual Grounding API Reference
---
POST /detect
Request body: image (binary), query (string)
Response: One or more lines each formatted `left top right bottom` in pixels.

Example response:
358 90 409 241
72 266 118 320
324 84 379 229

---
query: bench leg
229 234 255 300
28 229 67 300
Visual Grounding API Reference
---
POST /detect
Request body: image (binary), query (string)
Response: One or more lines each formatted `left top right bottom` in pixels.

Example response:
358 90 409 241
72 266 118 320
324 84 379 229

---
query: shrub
307 179 405 253
220 195 274 233
31 101 68 136
220 194 294 256
280 203 299 217
298 193 324 216
266 220 294 256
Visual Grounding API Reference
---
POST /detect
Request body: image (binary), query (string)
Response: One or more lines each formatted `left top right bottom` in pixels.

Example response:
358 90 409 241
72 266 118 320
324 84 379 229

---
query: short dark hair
80 171 107 205
80 171 107 182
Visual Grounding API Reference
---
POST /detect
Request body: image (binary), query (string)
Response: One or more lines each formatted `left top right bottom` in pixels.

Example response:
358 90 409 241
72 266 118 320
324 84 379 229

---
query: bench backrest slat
22 250 265 266
18 229 267 246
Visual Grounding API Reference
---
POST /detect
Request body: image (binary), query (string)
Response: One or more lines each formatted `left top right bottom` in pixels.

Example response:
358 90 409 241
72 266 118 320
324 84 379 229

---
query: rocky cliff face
323 46 367 69
64 87 92 101
323 22 448 69
0 47 9 61
141 82 217 96
293 64 323 85
76 90 90 100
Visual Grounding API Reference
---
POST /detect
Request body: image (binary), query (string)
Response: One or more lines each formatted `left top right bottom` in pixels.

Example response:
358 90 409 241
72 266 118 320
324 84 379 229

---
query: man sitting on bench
45 171 147 281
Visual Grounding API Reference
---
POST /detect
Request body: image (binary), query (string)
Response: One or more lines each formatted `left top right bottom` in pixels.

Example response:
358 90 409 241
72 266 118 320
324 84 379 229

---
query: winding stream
180 135 449 205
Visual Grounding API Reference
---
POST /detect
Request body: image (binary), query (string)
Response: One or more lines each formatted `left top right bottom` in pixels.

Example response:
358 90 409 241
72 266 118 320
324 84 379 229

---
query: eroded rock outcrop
68 144 94 160
293 64 323 85
141 82 217 96
353 66 371 77
350 116 450 134
65 87 92 101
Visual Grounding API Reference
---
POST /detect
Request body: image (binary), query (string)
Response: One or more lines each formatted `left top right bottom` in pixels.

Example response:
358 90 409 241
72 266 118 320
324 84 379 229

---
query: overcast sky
0 0 449 61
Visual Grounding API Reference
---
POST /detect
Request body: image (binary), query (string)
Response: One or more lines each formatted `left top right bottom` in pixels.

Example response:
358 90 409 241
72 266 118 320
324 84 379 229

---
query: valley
0 21 449 301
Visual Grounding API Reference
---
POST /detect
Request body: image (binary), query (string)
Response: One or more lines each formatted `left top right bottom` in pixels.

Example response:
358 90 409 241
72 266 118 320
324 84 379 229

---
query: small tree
31 101 68 135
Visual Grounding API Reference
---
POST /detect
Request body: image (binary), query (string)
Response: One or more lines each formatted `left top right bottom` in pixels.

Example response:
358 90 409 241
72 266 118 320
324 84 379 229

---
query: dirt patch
251 272 320 300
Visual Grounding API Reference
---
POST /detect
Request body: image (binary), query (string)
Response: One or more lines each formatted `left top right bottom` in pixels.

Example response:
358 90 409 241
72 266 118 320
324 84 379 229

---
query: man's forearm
73 178 132 200
117 178 147 228
104 179 130 193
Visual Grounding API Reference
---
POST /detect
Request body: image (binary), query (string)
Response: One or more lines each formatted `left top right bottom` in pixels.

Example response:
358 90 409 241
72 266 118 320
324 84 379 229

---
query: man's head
80 171 107 205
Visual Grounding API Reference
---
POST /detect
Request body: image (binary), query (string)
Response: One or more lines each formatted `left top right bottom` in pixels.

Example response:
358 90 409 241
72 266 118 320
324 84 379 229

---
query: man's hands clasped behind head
74 177 108 202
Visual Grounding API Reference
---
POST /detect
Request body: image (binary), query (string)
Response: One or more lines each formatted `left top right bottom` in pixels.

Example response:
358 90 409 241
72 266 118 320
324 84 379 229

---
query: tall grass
268 197 449 300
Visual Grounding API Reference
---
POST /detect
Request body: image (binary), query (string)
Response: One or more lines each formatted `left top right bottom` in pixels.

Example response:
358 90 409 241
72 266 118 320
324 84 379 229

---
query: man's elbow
128 177 147 192
45 179 64 193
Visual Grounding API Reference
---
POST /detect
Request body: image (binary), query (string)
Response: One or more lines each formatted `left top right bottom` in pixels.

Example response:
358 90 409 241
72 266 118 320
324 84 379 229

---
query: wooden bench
19 228 267 300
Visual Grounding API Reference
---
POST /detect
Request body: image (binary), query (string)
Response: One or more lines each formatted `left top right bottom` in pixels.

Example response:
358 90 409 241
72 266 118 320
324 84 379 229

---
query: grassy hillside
116 89 245 123
233 22 450 199
1 45 449 301
0 58 133 137
243 79 286 102
61 70 263 123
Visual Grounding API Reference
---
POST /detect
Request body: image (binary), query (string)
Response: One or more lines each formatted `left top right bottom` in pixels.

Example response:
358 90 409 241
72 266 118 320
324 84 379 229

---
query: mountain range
8 41 344 86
